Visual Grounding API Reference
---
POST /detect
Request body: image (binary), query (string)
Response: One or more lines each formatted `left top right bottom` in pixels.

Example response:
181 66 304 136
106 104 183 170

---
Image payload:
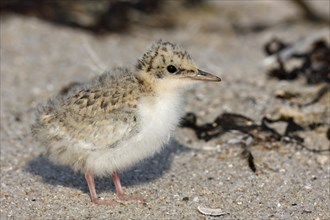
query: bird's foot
117 193 145 203
91 197 118 205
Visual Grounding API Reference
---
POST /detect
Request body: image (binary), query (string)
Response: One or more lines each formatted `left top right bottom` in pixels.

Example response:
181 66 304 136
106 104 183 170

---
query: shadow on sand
25 140 191 194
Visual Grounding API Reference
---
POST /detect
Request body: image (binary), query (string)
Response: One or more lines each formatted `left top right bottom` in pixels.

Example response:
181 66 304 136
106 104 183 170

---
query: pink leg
84 172 117 205
112 172 145 202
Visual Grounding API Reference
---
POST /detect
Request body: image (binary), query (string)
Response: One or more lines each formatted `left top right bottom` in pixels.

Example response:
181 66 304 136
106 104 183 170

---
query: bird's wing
52 87 140 150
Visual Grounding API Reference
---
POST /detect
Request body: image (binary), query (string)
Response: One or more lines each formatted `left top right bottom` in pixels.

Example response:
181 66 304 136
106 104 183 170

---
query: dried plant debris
0 0 204 33
261 36 329 155
0 0 169 33
181 112 330 172
181 113 305 143
181 113 259 142
264 37 330 85
241 145 256 173
300 84 330 106
182 112 329 147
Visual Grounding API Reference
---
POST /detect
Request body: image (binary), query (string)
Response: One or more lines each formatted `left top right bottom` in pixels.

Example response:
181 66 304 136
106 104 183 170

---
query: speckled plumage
32 40 221 204
32 70 155 175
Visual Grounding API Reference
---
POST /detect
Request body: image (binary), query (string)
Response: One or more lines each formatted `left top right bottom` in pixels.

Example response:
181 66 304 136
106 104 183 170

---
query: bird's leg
84 171 117 205
112 172 145 202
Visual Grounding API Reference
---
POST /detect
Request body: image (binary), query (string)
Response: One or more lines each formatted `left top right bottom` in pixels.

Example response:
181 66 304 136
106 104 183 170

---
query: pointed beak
188 69 221 82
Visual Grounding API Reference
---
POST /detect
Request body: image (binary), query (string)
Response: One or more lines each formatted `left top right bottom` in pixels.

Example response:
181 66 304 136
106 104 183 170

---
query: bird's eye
166 65 177 73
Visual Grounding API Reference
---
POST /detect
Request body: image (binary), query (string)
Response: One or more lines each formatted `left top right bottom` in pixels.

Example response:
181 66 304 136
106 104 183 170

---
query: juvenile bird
32 41 221 205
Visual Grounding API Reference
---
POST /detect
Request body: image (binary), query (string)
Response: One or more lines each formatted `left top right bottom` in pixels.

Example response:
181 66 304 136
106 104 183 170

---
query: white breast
86 92 185 176
137 92 184 148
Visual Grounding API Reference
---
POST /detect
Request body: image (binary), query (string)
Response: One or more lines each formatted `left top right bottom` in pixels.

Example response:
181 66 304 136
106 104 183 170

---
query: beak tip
196 69 222 82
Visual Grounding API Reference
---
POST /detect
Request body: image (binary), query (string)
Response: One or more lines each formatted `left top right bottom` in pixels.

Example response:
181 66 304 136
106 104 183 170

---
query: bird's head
136 41 221 90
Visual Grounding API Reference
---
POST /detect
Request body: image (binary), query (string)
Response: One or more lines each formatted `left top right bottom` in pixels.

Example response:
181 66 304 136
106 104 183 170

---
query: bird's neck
136 70 156 90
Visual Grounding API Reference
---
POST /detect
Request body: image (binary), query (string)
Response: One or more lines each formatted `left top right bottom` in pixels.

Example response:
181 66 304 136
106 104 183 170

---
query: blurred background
1 0 328 128
1 0 329 33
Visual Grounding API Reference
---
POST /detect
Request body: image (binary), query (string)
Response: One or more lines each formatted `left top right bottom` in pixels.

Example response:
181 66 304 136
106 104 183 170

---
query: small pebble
193 196 199 202
316 155 328 166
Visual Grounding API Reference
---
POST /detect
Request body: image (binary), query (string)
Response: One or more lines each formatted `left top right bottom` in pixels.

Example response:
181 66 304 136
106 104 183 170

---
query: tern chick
32 41 221 205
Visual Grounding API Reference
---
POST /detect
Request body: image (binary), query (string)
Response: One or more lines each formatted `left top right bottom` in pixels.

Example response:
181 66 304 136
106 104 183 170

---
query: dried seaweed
265 38 330 85
181 113 305 142
300 84 330 107
0 0 166 33
181 112 330 172
181 113 260 141
241 146 256 173
181 112 329 150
